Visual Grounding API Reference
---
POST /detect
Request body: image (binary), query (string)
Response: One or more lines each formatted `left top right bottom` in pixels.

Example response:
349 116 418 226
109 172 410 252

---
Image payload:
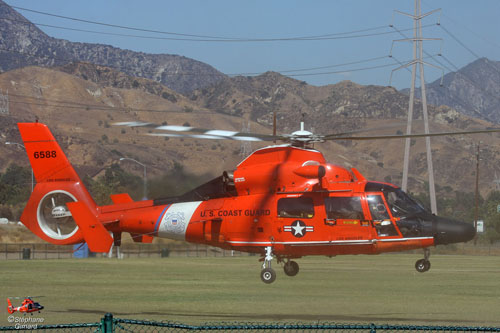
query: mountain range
0 0 226 94
401 58 500 124
1 1 499 201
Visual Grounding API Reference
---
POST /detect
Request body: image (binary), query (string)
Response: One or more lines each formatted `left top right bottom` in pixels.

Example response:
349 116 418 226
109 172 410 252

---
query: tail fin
17 123 110 249
18 122 81 184
7 298 15 314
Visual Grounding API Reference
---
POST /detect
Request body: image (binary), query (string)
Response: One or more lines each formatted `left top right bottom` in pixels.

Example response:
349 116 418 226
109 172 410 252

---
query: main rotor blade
325 128 500 141
324 122 412 139
115 122 281 142
148 132 272 141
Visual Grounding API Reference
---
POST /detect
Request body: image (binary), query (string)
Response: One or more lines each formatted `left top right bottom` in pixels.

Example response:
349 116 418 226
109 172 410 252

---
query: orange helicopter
15 121 499 283
7 297 44 314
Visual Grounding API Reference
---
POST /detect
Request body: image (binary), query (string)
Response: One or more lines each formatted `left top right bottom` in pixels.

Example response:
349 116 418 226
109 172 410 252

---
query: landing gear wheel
261 268 276 284
415 259 431 273
284 261 299 277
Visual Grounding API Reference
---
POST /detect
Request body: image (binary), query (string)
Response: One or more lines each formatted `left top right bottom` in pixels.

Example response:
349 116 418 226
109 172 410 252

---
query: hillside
2 64 499 201
191 71 500 195
0 0 226 93
0 65 269 184
192 72 478 133
401 58 500 124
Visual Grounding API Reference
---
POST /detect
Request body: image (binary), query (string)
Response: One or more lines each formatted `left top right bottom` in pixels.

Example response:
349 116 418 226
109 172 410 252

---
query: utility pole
390 0 443 214
119 157 147 200
474 142 481 245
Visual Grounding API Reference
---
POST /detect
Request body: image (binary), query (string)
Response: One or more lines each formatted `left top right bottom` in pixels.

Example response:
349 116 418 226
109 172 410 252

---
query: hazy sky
3 0 500 89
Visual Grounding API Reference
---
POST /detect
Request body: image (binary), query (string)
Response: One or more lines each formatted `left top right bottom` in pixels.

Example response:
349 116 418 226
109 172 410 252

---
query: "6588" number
34 150 57 159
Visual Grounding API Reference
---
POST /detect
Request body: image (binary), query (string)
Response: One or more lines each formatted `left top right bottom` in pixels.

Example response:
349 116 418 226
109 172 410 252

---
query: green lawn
1 254 500 327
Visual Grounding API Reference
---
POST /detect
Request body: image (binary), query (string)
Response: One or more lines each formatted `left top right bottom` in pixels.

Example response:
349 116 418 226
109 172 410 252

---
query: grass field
1 254 500 327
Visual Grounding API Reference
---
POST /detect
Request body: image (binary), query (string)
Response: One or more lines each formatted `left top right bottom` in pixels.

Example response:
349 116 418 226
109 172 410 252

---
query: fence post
101 313 113 333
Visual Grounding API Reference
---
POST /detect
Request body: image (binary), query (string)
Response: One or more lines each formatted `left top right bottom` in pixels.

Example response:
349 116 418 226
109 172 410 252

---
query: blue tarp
73 243 89 258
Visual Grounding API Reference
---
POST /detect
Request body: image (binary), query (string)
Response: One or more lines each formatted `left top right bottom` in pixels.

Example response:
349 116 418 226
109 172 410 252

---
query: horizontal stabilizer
110 193 134 204
66 202 113 253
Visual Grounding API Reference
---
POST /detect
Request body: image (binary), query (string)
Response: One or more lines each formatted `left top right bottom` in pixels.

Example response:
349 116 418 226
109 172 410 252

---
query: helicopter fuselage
99 145 472 258
16 123 475 283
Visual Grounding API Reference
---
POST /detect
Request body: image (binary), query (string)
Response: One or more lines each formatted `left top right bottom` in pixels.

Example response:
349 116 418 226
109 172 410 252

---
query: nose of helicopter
433 217 476 245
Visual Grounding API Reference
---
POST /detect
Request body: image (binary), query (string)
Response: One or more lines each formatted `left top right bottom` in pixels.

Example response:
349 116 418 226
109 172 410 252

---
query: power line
422 0 500 51
230 56 390 75
1 4 435 42
390 24 500 122
4 3 239 40
438 24 500 78
0 45 404 79
439 24 481 59
5 93 215 115
1 18 423 42
31 22 424 42
286 61 405 78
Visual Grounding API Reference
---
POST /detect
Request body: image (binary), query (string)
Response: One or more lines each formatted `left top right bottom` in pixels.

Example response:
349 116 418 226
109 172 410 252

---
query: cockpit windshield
384 189 427 218
365 182 427 219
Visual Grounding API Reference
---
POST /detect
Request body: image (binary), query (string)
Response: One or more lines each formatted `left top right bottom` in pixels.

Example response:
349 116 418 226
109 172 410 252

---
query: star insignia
284 220 314 238
291 221 306 236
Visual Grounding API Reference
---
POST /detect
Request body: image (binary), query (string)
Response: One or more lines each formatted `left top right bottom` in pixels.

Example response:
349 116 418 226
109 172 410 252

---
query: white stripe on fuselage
226 236 434 246
157 201 202 240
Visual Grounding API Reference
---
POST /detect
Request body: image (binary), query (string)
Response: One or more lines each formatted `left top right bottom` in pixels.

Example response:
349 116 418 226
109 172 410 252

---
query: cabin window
277 197 314 218
324 196 364 220
367 195 390 220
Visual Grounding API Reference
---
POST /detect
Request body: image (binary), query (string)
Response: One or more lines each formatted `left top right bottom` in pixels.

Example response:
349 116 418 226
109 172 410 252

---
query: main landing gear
415 248 431 273
260 246 300 283
284 260 299 277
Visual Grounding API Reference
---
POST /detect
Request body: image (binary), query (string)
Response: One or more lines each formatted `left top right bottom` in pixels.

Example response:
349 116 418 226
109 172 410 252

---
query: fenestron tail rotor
37 191 78 240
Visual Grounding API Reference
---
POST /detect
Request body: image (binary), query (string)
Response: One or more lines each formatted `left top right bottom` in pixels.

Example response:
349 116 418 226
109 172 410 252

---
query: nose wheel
260 247 302 283
415 248 431 273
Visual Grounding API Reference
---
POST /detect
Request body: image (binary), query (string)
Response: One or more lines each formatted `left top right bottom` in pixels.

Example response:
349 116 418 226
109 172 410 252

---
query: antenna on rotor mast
390 0 443 214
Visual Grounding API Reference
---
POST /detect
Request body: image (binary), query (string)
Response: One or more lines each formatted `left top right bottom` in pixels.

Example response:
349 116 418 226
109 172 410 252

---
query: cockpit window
324 196 364 220
367 195 399 237
278 197 314 218
384 189 426 218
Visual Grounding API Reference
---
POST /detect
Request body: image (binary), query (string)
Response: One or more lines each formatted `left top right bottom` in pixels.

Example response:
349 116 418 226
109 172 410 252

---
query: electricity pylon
390 0 443 214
